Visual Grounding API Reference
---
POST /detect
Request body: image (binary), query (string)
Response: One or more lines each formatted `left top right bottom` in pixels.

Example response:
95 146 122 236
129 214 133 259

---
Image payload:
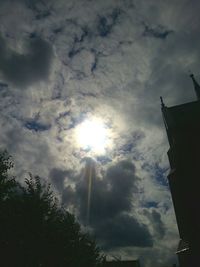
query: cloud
0 81 8 88
50 168 71 192
1 0 199 265
24 119 51 132
143 208 165 239
77 160 138 222
143 24 173 39
60 159 153 248
95 213 153 249
97 8 122 37
0 35 53 88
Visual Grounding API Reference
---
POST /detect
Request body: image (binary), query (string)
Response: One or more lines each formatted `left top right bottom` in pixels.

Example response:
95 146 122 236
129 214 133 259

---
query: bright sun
76 118 109 154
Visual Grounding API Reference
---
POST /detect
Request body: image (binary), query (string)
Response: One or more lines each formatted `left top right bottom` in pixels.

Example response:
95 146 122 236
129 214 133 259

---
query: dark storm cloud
143 209 165 239
0 35 53 88
143 24 173 39
61 159 152 248
76 160 138 223
95 213 153 248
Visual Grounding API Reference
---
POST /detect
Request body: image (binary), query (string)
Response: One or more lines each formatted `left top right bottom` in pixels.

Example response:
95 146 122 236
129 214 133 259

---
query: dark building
103 259 140 267
161 74 200 267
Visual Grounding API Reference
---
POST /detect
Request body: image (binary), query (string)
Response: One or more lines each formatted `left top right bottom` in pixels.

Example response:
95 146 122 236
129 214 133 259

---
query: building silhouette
161 74 200 267
103 259 140 267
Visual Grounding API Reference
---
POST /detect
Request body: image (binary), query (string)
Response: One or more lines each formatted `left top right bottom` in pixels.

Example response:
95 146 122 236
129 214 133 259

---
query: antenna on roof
189 72 200 100
160 96 165 108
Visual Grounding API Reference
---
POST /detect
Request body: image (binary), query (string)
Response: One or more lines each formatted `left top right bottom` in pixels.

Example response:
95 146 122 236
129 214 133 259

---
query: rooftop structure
161 74 200 267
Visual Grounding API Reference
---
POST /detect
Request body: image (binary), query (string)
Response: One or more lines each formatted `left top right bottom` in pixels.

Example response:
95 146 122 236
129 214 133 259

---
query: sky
0 0 200 266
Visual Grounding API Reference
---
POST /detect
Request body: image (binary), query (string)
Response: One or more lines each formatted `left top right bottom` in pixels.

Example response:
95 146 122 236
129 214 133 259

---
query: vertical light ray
86 162 93 224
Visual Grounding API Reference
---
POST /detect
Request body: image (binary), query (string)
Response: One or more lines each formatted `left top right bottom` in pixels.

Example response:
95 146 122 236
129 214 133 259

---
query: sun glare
76 118 109 154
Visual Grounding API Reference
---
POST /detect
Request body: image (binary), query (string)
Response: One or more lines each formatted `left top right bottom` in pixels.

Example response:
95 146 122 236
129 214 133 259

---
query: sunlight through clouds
75 117 112 155
1 0 200 265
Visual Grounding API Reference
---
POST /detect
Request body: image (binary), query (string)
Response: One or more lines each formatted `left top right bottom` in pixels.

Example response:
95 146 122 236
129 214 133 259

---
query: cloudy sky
0 0 200 266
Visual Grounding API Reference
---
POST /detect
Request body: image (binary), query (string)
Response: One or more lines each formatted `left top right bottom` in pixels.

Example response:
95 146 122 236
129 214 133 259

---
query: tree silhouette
0 151 104 267
0 150 16 200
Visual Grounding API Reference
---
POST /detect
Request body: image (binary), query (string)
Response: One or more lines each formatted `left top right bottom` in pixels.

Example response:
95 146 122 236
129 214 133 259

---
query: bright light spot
76 118 109 154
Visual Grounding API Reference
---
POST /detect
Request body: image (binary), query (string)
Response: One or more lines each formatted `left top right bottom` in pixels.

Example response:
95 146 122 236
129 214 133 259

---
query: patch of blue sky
144 201 158 209
24 120 51 132
154 163 169 187
96 155 112 165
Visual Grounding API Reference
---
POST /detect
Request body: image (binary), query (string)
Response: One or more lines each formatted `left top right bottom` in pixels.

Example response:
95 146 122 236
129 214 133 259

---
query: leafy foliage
0 150 104 267
0 150 16 200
